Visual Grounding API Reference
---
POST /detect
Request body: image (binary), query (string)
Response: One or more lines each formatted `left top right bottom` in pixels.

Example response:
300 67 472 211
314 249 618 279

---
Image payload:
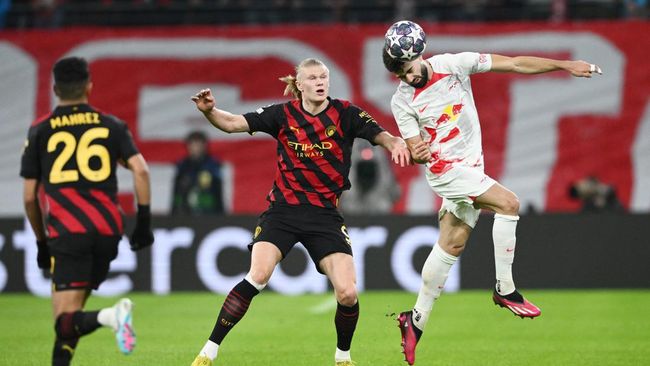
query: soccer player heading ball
382 20 602 365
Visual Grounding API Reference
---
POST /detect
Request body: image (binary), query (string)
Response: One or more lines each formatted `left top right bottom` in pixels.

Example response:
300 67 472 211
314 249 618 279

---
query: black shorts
49 234 120 291
249 203 353 274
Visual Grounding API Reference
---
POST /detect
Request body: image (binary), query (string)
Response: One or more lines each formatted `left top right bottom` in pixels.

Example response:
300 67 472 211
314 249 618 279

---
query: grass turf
0 290 648 365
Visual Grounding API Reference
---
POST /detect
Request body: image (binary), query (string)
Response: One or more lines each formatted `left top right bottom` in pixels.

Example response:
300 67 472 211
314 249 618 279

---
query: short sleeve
391 94 420 140
347 105 385 144
20 126 41 179
243 104 283 137
114 120 139 161
434 52 492 76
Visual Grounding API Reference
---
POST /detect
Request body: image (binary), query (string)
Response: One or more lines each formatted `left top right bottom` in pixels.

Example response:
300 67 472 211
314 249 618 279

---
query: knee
438 241 465 257
54 312 78 340
501 194 520 215
247 269 272 287
336 285 358 307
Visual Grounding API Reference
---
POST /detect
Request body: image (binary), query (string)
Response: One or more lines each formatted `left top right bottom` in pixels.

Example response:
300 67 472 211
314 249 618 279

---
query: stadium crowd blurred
2 0 647 29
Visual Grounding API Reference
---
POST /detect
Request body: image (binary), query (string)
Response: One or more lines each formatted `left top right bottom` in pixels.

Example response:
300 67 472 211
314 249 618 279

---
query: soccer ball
384 20 427 61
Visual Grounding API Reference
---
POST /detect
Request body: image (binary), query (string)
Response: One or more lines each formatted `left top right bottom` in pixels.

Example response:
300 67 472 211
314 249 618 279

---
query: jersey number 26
47 127 111 184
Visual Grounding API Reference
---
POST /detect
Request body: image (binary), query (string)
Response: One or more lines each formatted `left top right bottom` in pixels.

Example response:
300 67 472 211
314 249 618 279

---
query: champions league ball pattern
384 20 427 61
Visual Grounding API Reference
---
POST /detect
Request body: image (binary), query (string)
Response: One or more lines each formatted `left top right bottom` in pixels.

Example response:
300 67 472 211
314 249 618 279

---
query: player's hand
36 239 51 270
191 88 216 113
129 205 154 251
390 138 411 167
566 60 602 78
410 141 432 164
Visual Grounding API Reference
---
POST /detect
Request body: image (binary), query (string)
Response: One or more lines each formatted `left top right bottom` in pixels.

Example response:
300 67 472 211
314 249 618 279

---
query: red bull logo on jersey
435 103 463 127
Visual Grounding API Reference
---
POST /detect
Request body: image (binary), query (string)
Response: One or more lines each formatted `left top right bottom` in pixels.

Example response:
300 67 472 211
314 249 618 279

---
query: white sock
97 307 117 330
199 340 219 360
493 213 519 295
335 348 351 362
413 243 458 331
244 273 267 291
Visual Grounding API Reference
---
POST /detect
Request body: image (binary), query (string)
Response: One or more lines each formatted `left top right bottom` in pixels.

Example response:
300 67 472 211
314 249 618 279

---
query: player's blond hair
279 58 327 100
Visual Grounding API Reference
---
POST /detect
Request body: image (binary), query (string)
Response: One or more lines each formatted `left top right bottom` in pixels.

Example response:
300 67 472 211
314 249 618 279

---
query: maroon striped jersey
244 98 385 208
20 104 139 238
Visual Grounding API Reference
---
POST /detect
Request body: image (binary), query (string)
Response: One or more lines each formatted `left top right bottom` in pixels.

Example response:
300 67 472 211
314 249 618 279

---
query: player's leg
51 289 126 364
301 209 357 366
475 182 519 295
413 210 471 330
397 209 471 365
51 289 90 366
49 234 123 366
475 182 541 318
92 235 135 354
320 252 358 366
193 241 281 365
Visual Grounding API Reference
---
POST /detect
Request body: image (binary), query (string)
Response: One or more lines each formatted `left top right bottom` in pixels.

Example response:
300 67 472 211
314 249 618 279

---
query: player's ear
53 84 61 98
85 81 93 97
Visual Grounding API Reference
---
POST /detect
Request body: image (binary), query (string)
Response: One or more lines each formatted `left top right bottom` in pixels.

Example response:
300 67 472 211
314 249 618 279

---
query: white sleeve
391 94 420 139
433 53 492 76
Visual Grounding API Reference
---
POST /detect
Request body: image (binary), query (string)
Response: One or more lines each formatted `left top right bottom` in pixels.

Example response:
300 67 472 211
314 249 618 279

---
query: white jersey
391 52 492 178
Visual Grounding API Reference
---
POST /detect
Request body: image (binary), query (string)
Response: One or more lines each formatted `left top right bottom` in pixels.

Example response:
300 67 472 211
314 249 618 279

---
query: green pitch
1 290 649 366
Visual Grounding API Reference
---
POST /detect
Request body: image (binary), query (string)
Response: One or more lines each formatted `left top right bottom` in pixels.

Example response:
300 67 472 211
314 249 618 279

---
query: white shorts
425 164 496 228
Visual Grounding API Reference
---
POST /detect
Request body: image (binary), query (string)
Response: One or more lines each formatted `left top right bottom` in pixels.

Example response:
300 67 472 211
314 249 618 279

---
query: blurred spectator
0 0 10 28
551 0 567 22
172 131 225 215
31 0 64 28
394 0 415 20
569 176 624 213
4 0 644 28
340 141 400 215
624 0 647 18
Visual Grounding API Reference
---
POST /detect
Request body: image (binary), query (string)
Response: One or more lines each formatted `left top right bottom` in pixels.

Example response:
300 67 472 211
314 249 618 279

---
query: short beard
410 63 429 88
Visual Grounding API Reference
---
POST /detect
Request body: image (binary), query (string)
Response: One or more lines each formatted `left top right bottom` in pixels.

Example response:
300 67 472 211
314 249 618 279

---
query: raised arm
490 54 602 78
191 88 250 133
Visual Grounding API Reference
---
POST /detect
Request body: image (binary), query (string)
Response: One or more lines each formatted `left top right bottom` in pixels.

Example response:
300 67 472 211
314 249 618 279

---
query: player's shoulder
428 53 461 67
430 52 484 68
329 98 365 118
254 101 286 115
329 98 350 106
327 98 353 111
93 106 127 127
30 111 53 127
27 112 53 136
392 84 414 106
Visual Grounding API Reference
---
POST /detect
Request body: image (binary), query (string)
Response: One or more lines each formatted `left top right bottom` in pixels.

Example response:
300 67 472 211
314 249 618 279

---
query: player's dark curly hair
382 48 406 74
53 57 90 100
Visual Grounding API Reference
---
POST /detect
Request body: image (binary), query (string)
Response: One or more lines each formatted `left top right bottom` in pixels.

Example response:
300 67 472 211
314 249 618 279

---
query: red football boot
397 311 422 365
493 290 541 319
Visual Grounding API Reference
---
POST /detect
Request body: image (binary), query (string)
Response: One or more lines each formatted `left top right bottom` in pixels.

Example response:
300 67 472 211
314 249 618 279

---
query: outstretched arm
191 88 250 133
490 54 602 78
373 131 411 167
